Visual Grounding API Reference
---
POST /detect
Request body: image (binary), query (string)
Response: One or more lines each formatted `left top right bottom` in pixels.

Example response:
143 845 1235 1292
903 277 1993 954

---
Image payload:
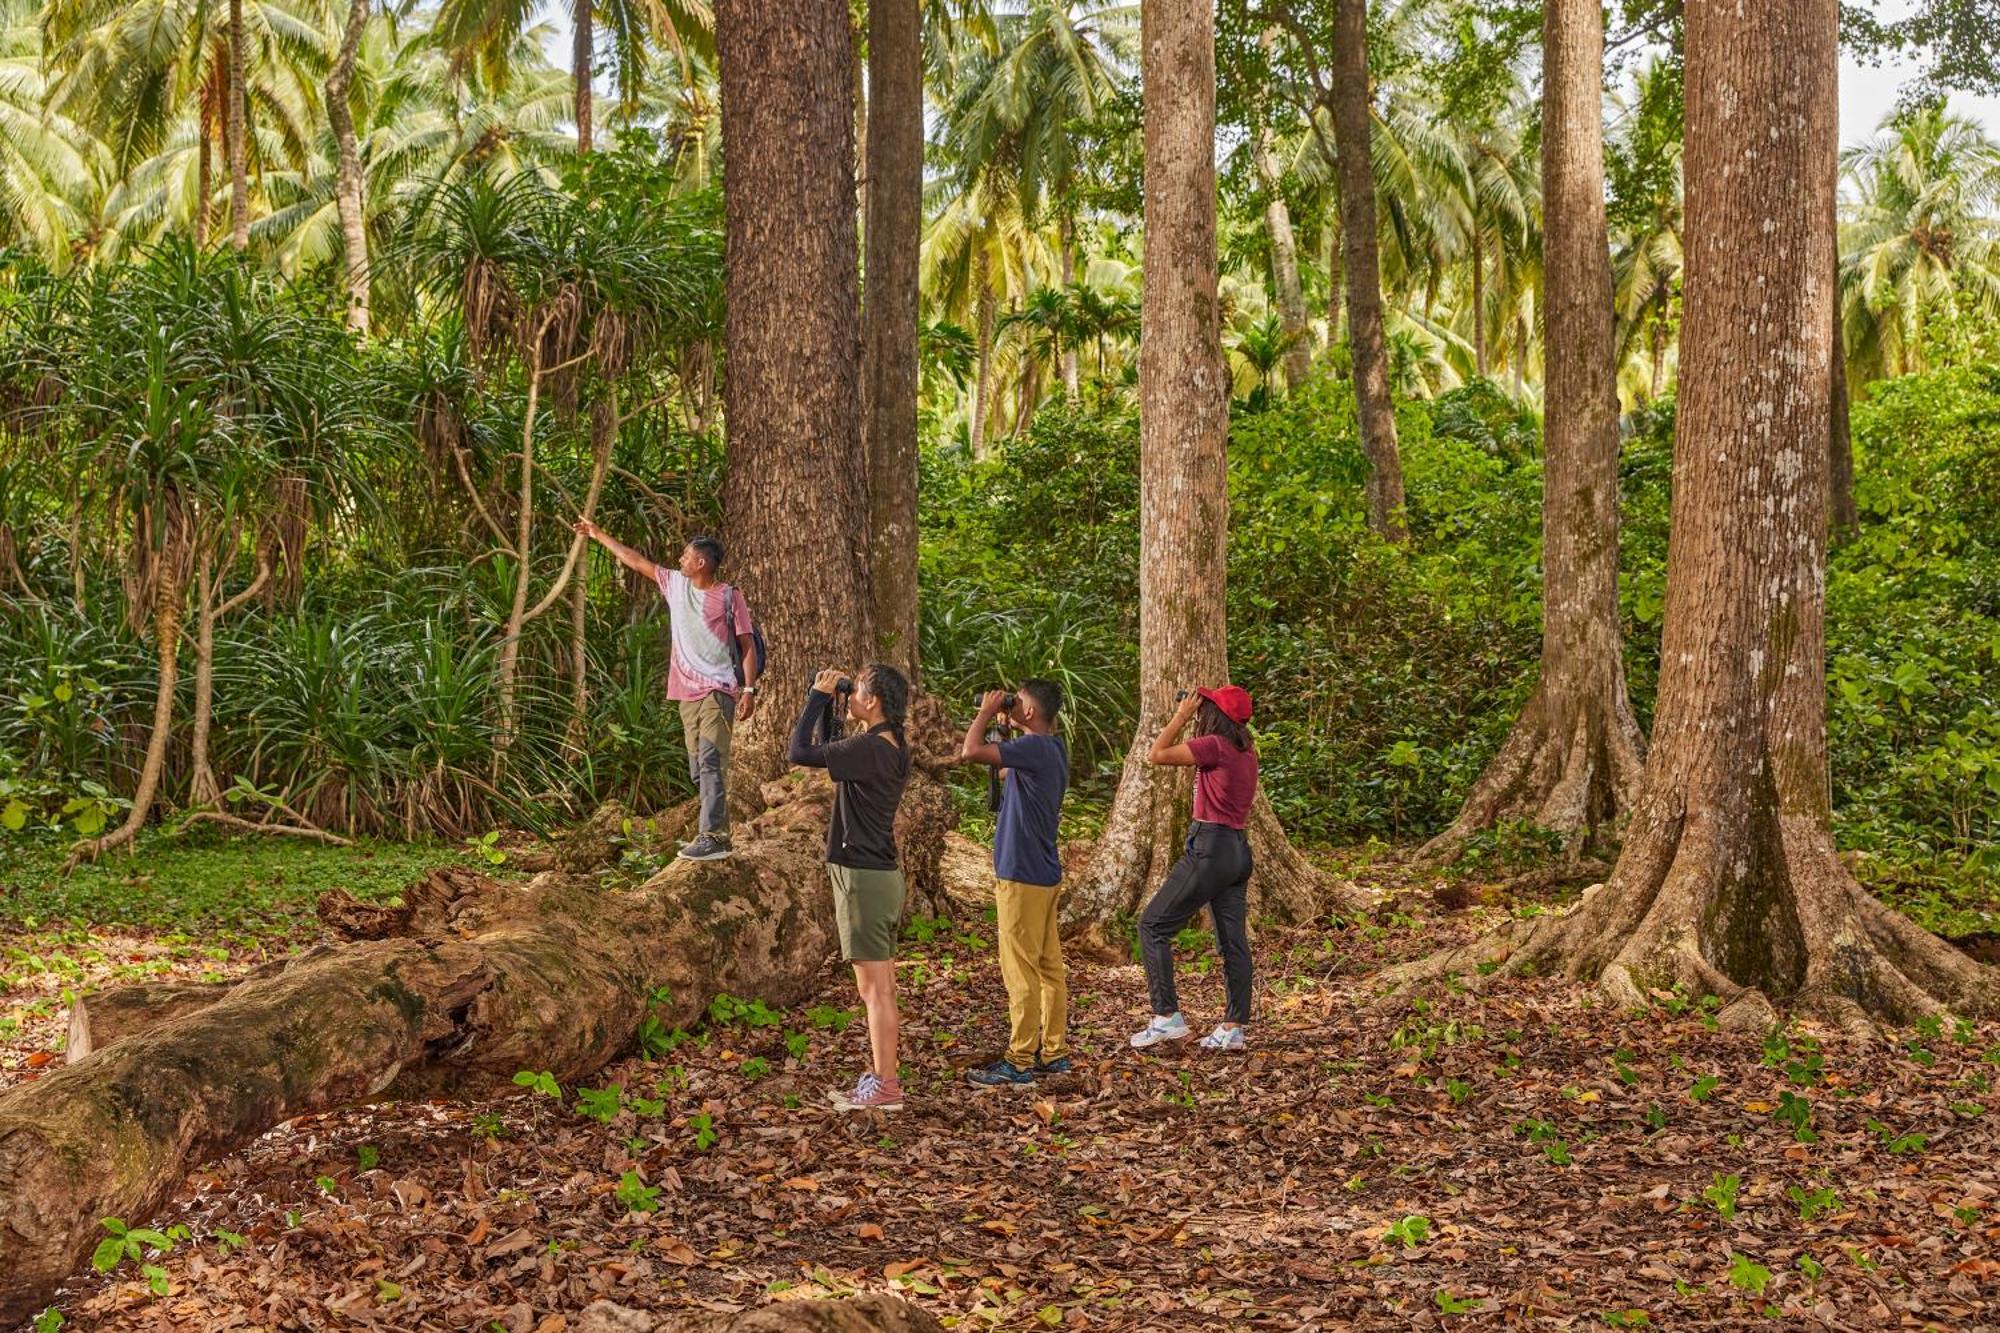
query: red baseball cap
1196 685 1253 724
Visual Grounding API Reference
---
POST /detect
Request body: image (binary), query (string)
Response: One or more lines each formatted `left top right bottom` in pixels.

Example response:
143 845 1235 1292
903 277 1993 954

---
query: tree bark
0 787 862 1327
1470 222 1486 377
228 0 249 251
1329 0 1406 542
716 0 874 795
1065 0 1349 932
1388 0 1996 1034
970 256 995 458
195 121 212 248
1058 221 1081 398
574 0 594 153
1417 0 1645 865
328 0 371 333
863 0 922 681
1829 249 1857 536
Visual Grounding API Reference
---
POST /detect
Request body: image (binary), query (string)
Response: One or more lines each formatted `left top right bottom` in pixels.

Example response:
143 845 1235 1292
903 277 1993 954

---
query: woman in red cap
1129 684 1259 1052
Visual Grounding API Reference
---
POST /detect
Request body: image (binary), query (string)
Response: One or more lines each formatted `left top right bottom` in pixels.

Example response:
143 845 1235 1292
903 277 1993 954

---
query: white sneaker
1198 1024 1246 1051
1129 1013 1191 1049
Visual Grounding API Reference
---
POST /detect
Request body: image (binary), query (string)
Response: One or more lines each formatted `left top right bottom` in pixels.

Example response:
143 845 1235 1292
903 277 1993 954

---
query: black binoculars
835 677 855 694
1174 689 1191 701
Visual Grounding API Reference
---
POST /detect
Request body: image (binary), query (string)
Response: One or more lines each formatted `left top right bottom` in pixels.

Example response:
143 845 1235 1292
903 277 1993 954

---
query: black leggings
1138 821 1253 1025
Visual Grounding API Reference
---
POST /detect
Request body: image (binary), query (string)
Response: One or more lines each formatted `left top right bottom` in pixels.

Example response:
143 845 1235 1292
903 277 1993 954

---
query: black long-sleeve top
789 690 910 870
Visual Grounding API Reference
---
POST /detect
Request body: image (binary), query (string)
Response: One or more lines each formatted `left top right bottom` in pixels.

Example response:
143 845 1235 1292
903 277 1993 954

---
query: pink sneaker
827 1072 904 1111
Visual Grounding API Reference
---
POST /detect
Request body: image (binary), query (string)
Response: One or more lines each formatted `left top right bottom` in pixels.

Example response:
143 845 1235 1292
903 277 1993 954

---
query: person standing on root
1130 685 1259 1053
957 680 1071 1087
789 664 914 1111
574 522 759 861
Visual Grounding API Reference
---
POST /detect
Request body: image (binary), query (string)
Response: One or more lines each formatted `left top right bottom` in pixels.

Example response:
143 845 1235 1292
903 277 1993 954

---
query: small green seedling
614 1169 660 1213
1727 1253 1771 1295
91 1218 174 1275
1384 1214 1431 1249
512 1070 562 1099
1788 1185 1839 1222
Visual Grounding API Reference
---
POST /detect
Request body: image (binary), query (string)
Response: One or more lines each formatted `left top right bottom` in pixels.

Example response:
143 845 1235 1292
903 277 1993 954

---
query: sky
533 5 2000 153
1840 0 2000 146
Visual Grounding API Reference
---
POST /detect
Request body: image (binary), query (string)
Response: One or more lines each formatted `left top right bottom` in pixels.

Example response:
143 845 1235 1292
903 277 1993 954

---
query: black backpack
721 585 767 685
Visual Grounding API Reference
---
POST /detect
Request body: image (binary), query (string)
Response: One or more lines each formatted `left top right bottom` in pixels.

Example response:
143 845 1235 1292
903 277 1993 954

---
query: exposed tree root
1416 683 1645 867
1386 811 1997 1036
1062 739 1367 938
173 809 352 846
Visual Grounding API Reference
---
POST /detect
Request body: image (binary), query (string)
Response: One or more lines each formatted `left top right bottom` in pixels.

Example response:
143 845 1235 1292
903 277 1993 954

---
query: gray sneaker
678 832 731 861
1129 1013 1191 1049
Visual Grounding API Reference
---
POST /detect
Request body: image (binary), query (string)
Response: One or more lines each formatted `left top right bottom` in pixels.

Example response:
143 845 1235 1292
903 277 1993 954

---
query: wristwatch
741 685 759 695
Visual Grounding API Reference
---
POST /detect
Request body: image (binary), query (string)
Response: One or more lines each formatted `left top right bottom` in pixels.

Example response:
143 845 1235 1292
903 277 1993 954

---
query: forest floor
1 833 1996 1331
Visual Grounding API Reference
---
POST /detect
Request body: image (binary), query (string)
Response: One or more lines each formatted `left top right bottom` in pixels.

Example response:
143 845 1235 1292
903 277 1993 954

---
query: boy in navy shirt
958 679 1070 1085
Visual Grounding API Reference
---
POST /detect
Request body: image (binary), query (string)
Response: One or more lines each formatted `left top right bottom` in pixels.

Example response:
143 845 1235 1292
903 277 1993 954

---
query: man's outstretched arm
574 520 659 582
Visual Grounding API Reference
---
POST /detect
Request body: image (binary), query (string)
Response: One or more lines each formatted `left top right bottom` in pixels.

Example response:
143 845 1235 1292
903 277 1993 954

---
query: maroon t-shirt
1187 734 1258 829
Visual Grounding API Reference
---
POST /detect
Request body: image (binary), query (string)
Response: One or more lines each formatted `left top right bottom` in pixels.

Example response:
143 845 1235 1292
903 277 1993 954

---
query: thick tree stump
0 781 850 1326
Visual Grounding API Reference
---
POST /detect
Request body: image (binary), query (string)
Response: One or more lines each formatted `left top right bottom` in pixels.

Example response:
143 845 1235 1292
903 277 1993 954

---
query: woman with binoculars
788 664 913 1111
1130 685 1259 1052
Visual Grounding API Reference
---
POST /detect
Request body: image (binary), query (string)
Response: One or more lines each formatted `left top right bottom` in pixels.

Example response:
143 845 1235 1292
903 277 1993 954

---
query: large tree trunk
716 0 874 795
1388 0 1996 1034
574 0 594 153
1324 215 1343 359
1065 0 1346 932
1829 248 1857 536
1417 0 1645 866
1329 0 1406 543
328 0 371 333
862 0 922 681
228 0 249 251
1255 115 1313 388
0 786 865 1327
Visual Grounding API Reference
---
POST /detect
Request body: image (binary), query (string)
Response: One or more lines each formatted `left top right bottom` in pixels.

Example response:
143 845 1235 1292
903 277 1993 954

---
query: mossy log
0 780 846 1326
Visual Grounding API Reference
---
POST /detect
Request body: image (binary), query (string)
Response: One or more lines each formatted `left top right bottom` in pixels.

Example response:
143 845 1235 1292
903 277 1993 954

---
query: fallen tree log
0 777 854 1327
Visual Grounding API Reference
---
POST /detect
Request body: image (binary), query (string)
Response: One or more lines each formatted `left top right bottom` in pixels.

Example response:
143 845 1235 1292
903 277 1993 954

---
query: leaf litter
4 872 1997 1331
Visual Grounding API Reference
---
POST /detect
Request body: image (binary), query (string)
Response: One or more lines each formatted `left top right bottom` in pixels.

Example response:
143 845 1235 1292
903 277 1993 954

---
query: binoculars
1175 689 1191 702
834 678 855 694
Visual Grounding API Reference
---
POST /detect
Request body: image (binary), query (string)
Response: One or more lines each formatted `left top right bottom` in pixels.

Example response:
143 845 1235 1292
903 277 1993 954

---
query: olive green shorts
827 862 905 963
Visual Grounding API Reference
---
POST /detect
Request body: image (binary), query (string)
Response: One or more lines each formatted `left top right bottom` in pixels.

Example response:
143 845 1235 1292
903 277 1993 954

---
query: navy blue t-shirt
992 732 1068 887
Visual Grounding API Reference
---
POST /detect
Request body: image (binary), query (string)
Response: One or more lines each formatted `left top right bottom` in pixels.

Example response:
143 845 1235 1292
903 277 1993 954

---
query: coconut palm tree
0 0 107 269
1839 104 2000 382
930 0 1134 401
257 12 572 298
433 0 712 153
41 0 331 249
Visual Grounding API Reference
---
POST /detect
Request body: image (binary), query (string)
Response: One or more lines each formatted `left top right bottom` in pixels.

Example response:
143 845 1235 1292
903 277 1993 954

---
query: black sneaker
678 832 731 861
1032 1056 1072 1077
966 1059 1034 1087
